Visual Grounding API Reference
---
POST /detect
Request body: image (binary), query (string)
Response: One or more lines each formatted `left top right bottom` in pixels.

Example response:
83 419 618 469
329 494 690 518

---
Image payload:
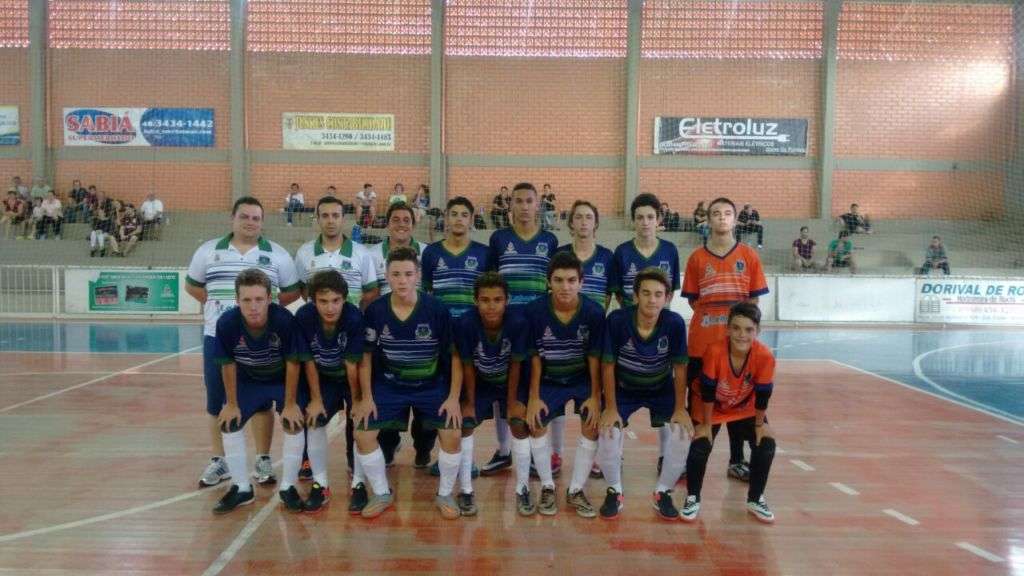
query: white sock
494 414 512 456
551 415 566 455
597 427 624 494
89 230 98 248
280 431 305 490
352 450 366 488
530 432 554 488
658 425 670 458
222 430 251 492
357 448 389 496
655 424 691 493
458 435 475 494
569 436 597 493
512 436 532 494
437 448 462 497
306 425 329 486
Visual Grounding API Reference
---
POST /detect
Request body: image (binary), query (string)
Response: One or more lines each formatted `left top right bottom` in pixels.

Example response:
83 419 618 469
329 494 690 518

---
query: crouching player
453 272 529 516
681 302 777 523
212 268 309 514
294 269 365 513
597 267 692 520
351 247 465 520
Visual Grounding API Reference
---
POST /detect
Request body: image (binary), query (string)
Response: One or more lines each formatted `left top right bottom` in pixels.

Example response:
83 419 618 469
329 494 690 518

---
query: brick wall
640 168 818 218
447 167 624 219
248 164 428 216
833 171 1004 221
0 49 30 147
53 160 230 211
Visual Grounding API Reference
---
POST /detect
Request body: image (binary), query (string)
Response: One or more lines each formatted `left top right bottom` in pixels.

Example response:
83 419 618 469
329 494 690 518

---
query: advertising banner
0 106 18 146
283 112 395 151
654 116 807 156
63 107 214 147
916 278 1024 325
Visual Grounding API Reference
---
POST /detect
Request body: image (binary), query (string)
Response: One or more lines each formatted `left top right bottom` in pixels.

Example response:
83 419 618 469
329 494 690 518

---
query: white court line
121 371 203 377
776 447 787 455
0 345 202 414
789 459 815 472
625 430 637 440
955 542 1005 563
882 508 920 526
911 341 1024 425
0 371 111 377
829 482 859 496
997 435 1019 445
828 360 1024 428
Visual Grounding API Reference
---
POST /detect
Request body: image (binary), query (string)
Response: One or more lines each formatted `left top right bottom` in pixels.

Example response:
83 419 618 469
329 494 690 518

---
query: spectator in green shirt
921 235 949 276
827 230 856 274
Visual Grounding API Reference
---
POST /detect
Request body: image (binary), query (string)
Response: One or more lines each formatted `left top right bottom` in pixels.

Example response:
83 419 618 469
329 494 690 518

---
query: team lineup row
183 183 775 522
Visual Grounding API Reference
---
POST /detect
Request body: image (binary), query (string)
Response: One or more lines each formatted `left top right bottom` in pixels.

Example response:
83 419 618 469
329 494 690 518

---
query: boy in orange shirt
681 196 768 482
680 302 776 523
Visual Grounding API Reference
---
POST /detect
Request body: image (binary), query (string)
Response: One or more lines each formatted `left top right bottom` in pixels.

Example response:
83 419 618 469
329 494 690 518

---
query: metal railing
0 265 62 317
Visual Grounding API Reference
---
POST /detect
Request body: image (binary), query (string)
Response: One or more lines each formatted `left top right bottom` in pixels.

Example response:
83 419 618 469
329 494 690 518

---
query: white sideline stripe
955 542 1005 563
911 342 1024 425
790 459 815 471
122 371 203 377
0 371 111 377
0 345 202 414
829 482 859 496
996 435 1019 445
776 447 787 454
626 430 637 440
828 360 1024 428
882 508 920 526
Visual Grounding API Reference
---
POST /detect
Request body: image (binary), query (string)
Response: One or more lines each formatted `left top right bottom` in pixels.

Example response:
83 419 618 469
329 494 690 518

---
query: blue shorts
234 382 310 429
364 383 454 431
203 336 225 416
309 375 351 423
462 385 508 429
615 384 676 428
512 383 593 428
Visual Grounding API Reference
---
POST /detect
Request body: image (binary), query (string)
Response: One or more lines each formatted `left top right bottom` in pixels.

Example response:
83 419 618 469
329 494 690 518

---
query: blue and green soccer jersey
422 240 492 319
294 300 364 387
489 228 559 309
363 293 453 389
558 243 614 308
456 308 529 390
526 296 605 389
213 303 306 385
610 238 681 307
602 306 688 393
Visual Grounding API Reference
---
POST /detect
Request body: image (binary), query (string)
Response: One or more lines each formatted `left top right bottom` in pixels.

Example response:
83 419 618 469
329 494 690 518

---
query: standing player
294 269 365 513
558 200 613 310
422 197 492 319
681 196 769 483
681 302 776 523
521 251 604 518
211 269 308 514
485 182 560 476
597 268 692 520
610 192 681 472
351 247 465 519
453 272 529 516
186 197 300 488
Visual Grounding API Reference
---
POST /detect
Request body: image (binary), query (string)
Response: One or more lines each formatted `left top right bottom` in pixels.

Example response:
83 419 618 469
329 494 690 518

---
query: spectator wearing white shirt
11 176 29 202
284 182 306 226
356 182 377 227
39 190 62 239
30 177 52 202
140 192 165 239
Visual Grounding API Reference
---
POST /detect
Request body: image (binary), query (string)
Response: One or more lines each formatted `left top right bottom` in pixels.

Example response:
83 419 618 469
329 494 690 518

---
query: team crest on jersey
365 327 377 342
268 333 281 347
214 254 221 262
338 333 348 349
628 263 637 275
592 262 605 277
536 243 549 256
735 259 746 273
437 259 449 271
505 242 517 255
465 256 479 271
657 335 669 354
415 323 432 340
577 325 589 341
704 264 716 278
341 260 352 271
658 261 671 274
500 338 512 355
543 326 555 340
259 255 271 265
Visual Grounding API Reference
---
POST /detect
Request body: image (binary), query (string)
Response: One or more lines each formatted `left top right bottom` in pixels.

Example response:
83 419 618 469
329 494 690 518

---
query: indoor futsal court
2 0 1024 575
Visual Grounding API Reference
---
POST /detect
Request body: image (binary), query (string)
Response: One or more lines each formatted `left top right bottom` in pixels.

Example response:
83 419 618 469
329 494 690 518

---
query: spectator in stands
738 203 764 249
356 183 377 227
790 226 818 272
113 204 142 256
1 189 26 239
839 203 872 235
660 202 681 232
89 194 114 257
140 192 164 240
541 183 558 231
921 235 950 276
474 205 488 230
323 185 338 199
66 179 89 222
490 185 509 229
284 182 305 226
827 230 856 274
388 182 407 206
27 196 44 239
30 177 51 202
39 189 63 239
11 176 28 201
111 199 126 225
411 184 430 224
693 200 709 240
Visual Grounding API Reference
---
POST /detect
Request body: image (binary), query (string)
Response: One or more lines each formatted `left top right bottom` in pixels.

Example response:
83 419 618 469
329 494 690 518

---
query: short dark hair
308 269 349 300
446 196 474 215
568 200 599 230
728 301 762 327
838 230 850 239
235 268 271 296
851 203 859 209
290 182 299 188
363 183 372 189
512 182 537 195
708 197 736 214
386 246 420 269
386 201 416 224
932 235 941 241
630 193 661 219
800 226 809 233
474 271 509 299
500 186 509 191
632 266 671 297
327 185 336 190
316 195 344 215
231 196 263 216
547 250 582 281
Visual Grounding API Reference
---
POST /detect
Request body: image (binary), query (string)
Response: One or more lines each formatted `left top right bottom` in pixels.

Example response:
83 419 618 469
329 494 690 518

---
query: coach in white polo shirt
185 196 301 488
294 196 379 309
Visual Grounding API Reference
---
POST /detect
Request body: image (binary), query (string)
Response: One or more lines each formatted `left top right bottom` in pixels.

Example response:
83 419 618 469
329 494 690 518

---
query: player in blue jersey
557 200 613 310
451 272 530 516
211 269 308 514
596 267 693 520
485 182 560 477
422 196 492 320
519 251 604 518
351 247 465 520
293 269 365 513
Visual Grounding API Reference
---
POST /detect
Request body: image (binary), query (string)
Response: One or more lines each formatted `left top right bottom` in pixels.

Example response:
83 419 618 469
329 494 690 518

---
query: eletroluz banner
654 116 807 156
